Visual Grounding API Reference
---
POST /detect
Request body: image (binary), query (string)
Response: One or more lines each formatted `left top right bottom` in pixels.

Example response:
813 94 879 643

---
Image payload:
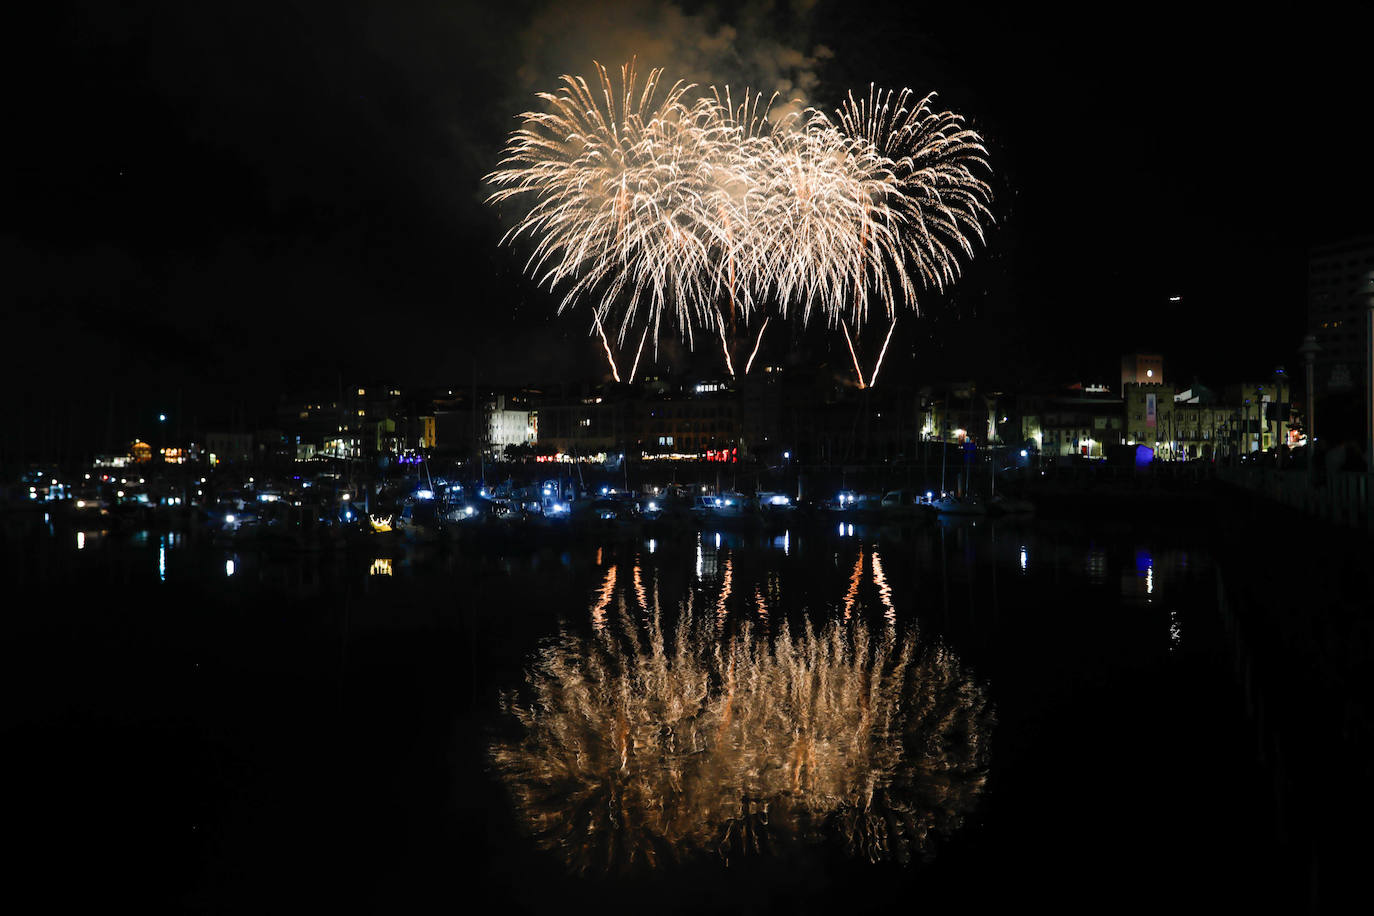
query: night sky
8 1 1373 453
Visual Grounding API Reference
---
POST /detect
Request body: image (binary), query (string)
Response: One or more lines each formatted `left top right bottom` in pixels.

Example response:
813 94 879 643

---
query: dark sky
7 1 1373 453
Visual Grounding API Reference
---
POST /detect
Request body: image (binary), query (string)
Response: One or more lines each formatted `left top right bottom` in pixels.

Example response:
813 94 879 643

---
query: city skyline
9 1 1373 452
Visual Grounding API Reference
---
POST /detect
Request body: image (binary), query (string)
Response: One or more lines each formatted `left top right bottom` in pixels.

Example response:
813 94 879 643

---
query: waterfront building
1220 381 1296 455
1019 385 1124 458
205 431 253 463
531 383 628 456
486 394 535 459
633 379 740 458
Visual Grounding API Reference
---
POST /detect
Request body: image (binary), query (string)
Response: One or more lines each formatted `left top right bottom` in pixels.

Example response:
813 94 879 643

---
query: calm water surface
4 514 1298 912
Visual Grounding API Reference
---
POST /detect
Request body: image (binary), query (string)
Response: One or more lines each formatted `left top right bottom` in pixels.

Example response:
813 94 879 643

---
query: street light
1297 335 1321 448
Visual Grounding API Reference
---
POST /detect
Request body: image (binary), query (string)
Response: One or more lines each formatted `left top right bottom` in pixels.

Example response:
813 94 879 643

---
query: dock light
77 500 86 508
600 486 609 495
465 506 475 516
117 490 125 498
341 494 349 500
926 491 934 500
159 413 166 422
648 501 659 511
345 510 353 520
542 487 551 496
416 489 434 500
769 495 790 506
715 498 723 507
783 451 790 459
1020 449 1028 457
724 498 733 506
225 514 235 523
479 488 489 498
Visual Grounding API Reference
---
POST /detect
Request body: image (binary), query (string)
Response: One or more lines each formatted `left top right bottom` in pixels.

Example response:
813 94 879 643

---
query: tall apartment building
1308 235 1374 392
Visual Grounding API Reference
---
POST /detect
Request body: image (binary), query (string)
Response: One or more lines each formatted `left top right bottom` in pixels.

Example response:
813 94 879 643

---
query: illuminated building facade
486 394 535 459
1017 388 1124 458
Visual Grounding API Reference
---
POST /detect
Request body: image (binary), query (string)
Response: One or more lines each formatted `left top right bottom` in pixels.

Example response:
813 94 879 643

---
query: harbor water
3 507 1347 912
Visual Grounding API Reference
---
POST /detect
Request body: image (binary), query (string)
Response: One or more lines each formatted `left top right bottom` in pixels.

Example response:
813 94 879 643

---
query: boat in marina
691 492 757 525
879 488 936 521
756 491 797 524
932 494 987 516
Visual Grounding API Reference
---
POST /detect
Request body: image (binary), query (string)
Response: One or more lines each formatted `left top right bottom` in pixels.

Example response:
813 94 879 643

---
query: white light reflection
1146 567 1154 596
158 536 167 582
695 536 704 580
225 558 235 577
1019 546 1027 572
847 523 854 537
1169 610 1181 649
648 538 657 554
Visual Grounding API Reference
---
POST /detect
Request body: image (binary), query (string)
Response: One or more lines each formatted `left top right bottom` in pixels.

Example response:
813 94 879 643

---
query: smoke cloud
513 0 833 120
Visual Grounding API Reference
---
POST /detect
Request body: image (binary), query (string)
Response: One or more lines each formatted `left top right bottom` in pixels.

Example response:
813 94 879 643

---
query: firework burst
486 61 720 356
487 63 993 385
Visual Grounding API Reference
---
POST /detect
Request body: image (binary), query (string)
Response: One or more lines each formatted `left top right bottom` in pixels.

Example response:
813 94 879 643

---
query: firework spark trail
488 64 992 383
627 324 649 383
842 321 867 389
868 318 898 388
743 317 770 375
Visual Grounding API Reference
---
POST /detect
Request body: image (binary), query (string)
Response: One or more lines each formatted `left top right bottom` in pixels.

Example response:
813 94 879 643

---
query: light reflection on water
492 559 994 874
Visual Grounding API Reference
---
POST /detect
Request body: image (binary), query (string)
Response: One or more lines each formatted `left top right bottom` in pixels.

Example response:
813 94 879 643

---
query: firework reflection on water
490 571 993 874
